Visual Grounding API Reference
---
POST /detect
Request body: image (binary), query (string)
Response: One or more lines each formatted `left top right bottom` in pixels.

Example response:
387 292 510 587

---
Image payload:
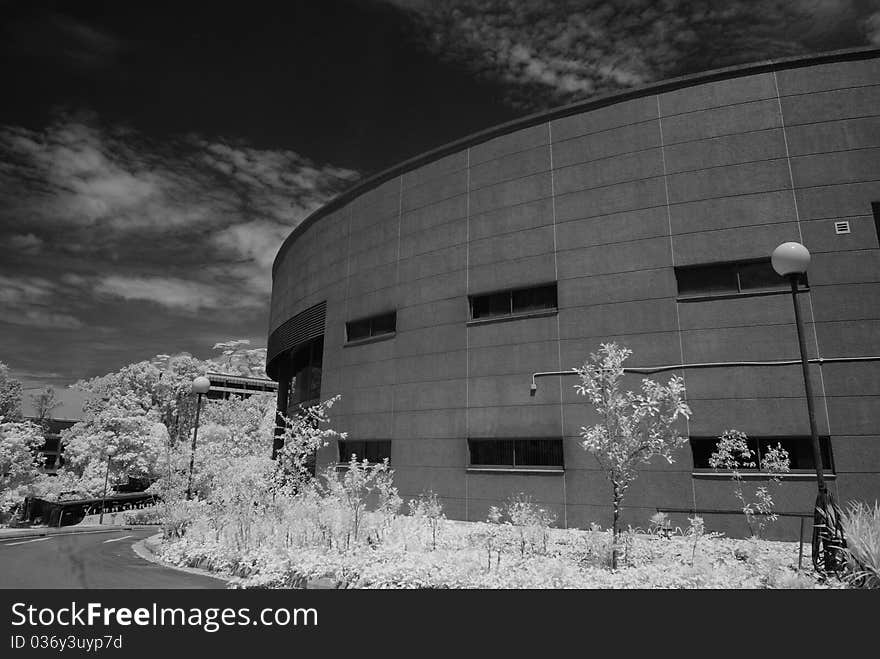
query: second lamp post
99 446 117 525
186 376 211 500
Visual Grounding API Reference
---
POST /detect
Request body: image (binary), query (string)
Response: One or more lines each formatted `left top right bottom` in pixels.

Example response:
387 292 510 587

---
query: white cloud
0 118 360 318
0 275 54 305
9 233 44 254
382 0 874 110
0 275 84 329
866 11 880 45
212 220 291 271
2 309 84 330
93 275 233 311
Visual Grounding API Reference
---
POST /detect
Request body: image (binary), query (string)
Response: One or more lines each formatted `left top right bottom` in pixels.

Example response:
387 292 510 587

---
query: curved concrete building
268 48 880 538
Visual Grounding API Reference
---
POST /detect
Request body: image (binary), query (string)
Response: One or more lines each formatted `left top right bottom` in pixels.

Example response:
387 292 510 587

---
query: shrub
839 500 880 589
648 512 672 538
709 429 790 538
161 499 208 539
504 493 557 557
315 457 402 549
409 491 445 550
123 508 164 525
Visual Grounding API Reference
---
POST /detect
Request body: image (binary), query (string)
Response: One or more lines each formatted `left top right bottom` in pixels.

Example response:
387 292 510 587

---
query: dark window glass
676 264 738 296
512 285 557 314
469 439 515 466
472 292 511 319
289 336 323 406
468 439 563 468
346 312 396 342
676 260 800 297
514 439 564 467
691 436 833 471
338 440 391 464
346 319 371 342
371 312 396 336
471 284 558 320
738 261 788 292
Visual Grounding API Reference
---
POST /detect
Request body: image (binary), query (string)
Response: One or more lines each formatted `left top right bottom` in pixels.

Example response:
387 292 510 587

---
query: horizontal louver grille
266 301 327 379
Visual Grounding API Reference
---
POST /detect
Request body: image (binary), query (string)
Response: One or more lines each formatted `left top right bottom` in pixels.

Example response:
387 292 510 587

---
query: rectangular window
346 311 396 342
690 436 833 472
471 283 557 320
675 260 804 298
468 439 564 469
338 440 392 464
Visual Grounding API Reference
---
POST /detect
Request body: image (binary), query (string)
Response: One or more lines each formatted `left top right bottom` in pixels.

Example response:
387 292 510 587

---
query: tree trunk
612 483 621 570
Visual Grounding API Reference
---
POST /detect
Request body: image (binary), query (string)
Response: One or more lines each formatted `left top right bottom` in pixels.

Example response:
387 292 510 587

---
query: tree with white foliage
158 393 276 500
0 362 23 421
0 417 44 517
575 343 691 569
60 393 167 495
275 395 345 490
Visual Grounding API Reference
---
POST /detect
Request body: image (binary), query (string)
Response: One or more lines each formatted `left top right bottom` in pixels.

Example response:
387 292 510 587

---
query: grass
840 500 880 588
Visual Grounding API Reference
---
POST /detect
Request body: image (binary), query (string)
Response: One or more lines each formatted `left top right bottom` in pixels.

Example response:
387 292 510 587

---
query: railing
20 493 160 528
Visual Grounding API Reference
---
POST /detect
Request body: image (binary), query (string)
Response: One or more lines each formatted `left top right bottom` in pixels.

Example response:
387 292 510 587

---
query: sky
2 0 879 393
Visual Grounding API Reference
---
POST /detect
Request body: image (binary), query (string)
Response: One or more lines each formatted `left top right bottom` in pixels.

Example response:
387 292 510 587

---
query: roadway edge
131 533 231 585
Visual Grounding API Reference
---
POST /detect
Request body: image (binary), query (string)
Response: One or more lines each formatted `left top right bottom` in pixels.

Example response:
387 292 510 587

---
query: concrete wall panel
555 206 668 249
785 115 880 156
777 57 880 95
551 120 660 168
470 145 551 190
470 123 549 164
551 96 657 141
660 72 777 116
661 99 781 144
781 85 880 125
469 198 554 240
663 128 787 174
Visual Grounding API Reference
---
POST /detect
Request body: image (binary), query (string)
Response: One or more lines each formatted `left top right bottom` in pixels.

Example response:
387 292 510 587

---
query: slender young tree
575 343 691 569
30 386 61 428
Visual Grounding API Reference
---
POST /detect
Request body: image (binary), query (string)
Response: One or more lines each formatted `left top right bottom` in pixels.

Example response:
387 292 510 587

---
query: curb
0 525 144 541
132 534 230 585
132 535 339 589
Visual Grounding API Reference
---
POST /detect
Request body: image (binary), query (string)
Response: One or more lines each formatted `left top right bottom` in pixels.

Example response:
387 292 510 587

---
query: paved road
0 528 225 589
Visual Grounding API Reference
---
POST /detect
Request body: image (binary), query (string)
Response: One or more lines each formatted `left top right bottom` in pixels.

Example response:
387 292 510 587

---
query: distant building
21 387 86 475
205 372 278 400
34 419 76 474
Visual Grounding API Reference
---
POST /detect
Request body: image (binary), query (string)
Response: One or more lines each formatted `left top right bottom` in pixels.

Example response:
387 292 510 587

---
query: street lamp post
771 241 846 572
99 446 117 525
186 376 211 500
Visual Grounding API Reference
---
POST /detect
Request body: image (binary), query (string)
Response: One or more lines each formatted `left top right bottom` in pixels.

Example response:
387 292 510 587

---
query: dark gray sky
2 0 879 389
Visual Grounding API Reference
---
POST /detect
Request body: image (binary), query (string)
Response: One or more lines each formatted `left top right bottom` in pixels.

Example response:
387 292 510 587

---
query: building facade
267 48 880 539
